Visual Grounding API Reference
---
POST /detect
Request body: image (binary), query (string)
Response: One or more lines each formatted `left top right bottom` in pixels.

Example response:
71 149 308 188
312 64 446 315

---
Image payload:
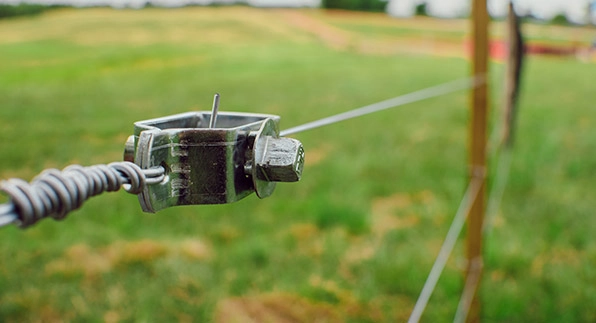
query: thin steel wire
280 75 485 136
484 149 512 234
0 162 164 228
407 175 484 323
453 149 513 322
453 256 483 323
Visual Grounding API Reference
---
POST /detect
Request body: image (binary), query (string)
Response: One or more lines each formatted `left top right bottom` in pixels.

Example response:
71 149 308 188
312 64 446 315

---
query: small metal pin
209 93 220 128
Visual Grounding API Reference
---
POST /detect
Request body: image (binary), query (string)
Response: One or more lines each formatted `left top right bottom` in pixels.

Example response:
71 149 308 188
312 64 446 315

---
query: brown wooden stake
502 2 524 148
466 0 489 322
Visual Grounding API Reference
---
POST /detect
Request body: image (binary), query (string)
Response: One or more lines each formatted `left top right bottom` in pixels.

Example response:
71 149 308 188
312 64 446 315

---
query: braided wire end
0 162 164 228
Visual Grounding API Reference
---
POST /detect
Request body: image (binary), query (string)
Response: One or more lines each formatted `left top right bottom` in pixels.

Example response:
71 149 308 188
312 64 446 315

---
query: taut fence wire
407 174 485 323
280 75 485 136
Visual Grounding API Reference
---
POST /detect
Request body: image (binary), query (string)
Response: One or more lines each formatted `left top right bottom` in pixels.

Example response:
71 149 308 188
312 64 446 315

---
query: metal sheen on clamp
123 111 304 213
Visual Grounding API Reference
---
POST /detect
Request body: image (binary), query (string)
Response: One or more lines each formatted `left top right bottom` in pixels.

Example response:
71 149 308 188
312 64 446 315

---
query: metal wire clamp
123 111 305 213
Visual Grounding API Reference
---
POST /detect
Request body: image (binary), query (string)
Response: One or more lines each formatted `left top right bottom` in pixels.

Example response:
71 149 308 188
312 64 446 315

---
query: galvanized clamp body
124 111 304 213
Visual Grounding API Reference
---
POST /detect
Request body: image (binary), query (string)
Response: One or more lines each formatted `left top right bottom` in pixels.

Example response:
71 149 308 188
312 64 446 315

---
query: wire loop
0 162 164 228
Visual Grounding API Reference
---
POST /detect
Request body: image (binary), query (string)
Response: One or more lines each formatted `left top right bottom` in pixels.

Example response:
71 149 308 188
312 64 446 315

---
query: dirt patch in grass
355 36 464 57
38 305 66 323
3 286 74 322
287 223 325 258
343 191 434 265
279 9 352 50
371 193 420 235
115 239 168 265
214 293 341 323
531 247 583 277
280 9 466 57
343 238 376 264
304 144 332 167
180 238 212 261
45 238 212 279
103 310 122 323
309 274 357 304
305 274 388 321
45 244 112 278
289 222 319 240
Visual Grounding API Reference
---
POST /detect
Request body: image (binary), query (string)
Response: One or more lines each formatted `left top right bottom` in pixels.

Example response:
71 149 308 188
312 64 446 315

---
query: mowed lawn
0 6 595 322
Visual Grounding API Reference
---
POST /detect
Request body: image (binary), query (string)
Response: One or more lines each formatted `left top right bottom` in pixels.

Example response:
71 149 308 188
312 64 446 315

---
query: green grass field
0 6 595 322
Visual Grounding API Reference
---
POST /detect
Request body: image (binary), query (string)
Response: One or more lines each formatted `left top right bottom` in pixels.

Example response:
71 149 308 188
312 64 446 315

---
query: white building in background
386 0 593 24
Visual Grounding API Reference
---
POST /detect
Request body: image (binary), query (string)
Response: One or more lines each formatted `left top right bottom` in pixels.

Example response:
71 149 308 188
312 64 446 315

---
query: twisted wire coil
0 162 164 228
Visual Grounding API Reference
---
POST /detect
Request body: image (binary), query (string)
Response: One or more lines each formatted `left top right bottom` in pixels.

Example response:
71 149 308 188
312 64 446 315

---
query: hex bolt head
256 137 304 182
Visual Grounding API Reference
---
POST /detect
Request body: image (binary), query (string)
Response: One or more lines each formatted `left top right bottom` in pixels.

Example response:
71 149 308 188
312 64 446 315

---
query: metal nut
256 137 304 182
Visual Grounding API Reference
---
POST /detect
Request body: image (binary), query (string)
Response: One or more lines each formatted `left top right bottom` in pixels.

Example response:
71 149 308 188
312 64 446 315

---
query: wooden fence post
467 0 489 322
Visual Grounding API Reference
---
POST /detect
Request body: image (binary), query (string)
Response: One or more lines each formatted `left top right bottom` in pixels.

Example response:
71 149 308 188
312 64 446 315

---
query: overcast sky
1 0 593 23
